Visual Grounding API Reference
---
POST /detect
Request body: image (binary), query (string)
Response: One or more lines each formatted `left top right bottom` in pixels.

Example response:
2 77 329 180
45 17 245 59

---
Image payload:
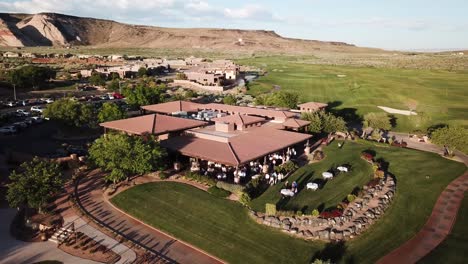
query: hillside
0 12 379 53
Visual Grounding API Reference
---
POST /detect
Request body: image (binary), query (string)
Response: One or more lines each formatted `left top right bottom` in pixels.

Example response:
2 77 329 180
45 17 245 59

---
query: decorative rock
305 230 313 237
290 228 298 234
318 230 330 240
335 231 344 240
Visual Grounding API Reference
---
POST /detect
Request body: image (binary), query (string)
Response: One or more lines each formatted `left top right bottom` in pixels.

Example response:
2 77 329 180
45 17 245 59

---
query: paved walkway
76 171 223 264
378 171 468 264
0 208 101 264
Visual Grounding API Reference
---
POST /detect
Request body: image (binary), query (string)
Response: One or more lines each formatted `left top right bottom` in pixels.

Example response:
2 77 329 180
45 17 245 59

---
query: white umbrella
306 183 319 190
322 172 333 179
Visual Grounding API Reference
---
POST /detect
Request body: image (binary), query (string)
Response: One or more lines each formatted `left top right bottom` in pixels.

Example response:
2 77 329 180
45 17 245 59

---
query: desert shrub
347 194 357 203
311 209 320 217
265 203 277 216
276 210 296 217
238 191 251 207
374 169 385 179
216 181 245 194
207 186 230 198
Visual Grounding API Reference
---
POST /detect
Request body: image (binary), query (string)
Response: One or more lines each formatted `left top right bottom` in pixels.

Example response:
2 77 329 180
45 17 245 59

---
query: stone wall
249 176 396 241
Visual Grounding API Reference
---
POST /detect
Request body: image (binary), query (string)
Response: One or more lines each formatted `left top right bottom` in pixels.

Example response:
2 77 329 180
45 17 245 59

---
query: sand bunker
378 106 417 116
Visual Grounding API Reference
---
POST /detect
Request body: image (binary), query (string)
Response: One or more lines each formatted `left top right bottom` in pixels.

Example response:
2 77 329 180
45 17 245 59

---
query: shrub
216 181 245 194
276 210 296 217
320 209 343 219
361 152 374 162
238 192 251 207
313 150 324 161
265 203 277 216
296 210 303 216
185 172 216 187
347 194 357 203
311 209 320 217
158 171 169 180
374 169 385 179
207 186 230 198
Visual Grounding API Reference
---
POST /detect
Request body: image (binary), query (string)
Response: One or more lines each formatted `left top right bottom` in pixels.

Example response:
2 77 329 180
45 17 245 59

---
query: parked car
0 126 17 134
107 93 115 100
30 116 44 123
99 94 110 100
44 98 54 104
113 92 125 99
5 101 17 107
16 109 31 116
31 106 45 113
13 121 28 129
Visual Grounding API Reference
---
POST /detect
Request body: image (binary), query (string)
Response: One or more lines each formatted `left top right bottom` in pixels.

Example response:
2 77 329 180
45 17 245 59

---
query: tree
107 79 120 91
123 84 164 108
254 91 298 109
89 133 166 184
223 94 237 105
9 65 56 89
137 67 148 78
44 98 96 127
301 111 347 134
363 112 392 130
176 72 187 80
7 157 62 213
431 126 468 156
89 72 106 86
98 102 127 123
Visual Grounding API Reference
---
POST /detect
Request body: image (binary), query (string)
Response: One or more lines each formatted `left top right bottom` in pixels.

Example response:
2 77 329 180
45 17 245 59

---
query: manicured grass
419 192 468 264
112 142 466 263
250 142 374 213
237 56 468 132
112 182 320 264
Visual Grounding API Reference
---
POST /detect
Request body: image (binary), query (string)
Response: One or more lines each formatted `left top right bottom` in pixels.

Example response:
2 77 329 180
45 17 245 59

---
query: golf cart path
378 171 468 264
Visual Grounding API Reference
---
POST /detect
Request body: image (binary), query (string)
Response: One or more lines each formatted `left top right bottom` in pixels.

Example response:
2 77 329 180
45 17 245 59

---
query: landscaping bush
374 169 385 179
245 177 268 198
347 194 357 203
238 192 251 207
296 210 303 216
185 172 216 187
276 210 296 217
207 186 231 198
265 203 277 216
361 152 374 162
313 150 325 161
216 181 245 194
275 161 299 174
311 209 320 217
320 209 343 219
158 171 169 180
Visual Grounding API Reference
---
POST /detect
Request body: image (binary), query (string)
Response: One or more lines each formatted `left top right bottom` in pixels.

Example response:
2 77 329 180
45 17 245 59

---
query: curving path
75 171 223 264
378 171 468 264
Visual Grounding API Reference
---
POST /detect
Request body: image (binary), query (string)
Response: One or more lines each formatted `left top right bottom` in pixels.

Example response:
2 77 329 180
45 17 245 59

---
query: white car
16 109 31 116
30 116 44 123
44 98 54 104
31 106 45 113
0 126 17 134
107 93 115 100
99 94 109 100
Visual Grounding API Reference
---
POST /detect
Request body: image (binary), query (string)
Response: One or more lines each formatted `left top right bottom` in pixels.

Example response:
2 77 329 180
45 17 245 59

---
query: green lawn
112 142 466 263
250 142 374 213
237 56 468 132
419 192 468 264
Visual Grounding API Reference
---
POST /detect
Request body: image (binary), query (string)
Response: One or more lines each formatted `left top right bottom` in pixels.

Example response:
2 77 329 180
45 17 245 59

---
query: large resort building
101 100 323 184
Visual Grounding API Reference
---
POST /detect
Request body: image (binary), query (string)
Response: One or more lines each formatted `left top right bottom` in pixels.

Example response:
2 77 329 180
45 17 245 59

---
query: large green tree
223 94 237 105
44 98 96 128
98 102 126 123
363 112 392 130
254 91 299 109
9 65 56 89
89 72 106 86
123 84 164 108
89 133 166 184
137 67 148 78
7 157 63 212
431 126 468 155
302 111 347 134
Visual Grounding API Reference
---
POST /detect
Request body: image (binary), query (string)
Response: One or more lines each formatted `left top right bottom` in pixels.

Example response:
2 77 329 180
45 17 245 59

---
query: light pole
13 84 17 101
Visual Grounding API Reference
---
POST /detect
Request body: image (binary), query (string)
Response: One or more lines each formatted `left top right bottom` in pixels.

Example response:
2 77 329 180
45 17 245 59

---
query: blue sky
0 0 467 50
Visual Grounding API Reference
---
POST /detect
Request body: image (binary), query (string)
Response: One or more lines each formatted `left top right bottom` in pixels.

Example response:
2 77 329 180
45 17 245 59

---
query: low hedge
216 181 245 194
207 186 231 198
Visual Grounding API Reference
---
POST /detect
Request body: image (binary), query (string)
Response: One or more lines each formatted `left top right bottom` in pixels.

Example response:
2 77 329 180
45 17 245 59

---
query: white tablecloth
280 189 295 197
306 183 319 190
337 166 348 172
322 172 333 179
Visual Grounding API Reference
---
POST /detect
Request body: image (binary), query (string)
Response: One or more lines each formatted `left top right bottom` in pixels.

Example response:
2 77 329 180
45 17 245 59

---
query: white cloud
224 4 277 20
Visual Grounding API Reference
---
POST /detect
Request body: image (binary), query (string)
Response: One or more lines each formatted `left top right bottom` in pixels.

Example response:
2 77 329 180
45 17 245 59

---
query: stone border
248 176 396 242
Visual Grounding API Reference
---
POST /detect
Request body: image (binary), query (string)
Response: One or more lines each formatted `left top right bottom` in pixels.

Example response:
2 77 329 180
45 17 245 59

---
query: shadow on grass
311 241 351 263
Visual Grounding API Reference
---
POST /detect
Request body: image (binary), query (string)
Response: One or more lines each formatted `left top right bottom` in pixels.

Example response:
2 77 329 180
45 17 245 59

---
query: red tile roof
298 102 328 110
100 114 207 135
161 127 312 166
142 101 298 120
282 118 311 128
141 101 202 114
211 113 265 127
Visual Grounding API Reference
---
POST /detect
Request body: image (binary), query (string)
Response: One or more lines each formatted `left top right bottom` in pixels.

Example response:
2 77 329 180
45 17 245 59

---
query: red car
113 92 125 99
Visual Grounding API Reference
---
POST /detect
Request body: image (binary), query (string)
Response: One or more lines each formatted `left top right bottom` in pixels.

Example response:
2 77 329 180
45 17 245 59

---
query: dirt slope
0 12 380 53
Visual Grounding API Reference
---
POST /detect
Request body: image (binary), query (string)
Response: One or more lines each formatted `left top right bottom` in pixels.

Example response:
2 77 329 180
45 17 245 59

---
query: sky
0 0 467 50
